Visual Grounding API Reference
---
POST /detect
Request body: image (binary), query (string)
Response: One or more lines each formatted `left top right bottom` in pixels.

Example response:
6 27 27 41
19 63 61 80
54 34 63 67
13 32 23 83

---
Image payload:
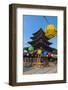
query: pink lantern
51 54 54 57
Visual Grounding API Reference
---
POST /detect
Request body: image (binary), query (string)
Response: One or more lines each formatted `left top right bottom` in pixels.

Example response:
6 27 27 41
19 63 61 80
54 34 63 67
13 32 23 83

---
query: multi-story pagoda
28 28 54 52
23 28 57 68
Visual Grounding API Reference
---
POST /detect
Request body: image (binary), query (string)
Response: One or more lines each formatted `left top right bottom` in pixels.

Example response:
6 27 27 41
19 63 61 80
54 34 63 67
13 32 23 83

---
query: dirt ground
23 62 57 75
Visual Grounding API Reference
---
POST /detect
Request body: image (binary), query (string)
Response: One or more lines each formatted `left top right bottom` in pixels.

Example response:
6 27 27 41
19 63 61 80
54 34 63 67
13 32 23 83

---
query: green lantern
28 46 34 52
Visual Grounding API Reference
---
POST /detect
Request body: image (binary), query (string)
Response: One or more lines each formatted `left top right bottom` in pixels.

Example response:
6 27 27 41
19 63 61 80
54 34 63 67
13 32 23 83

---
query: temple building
23 28 57 68
28 28 55 52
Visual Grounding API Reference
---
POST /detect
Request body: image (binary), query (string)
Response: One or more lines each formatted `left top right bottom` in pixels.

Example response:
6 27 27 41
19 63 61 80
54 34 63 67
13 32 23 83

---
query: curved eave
31 35 49 41
28 38 52 45
32 28 44 35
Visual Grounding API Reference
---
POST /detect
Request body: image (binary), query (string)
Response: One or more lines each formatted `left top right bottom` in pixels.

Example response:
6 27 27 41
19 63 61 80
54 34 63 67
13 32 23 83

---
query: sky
23 15 57 49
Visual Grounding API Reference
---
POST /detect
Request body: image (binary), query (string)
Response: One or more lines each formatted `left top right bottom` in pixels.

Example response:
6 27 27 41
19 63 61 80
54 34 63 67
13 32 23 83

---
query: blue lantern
43 51 47 56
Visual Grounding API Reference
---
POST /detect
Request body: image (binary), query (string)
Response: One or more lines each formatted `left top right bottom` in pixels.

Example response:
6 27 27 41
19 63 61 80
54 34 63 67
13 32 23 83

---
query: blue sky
23 15 57 49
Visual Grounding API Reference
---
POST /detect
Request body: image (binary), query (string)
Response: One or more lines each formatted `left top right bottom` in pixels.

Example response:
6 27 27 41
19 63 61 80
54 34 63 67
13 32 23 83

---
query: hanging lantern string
24 43 30 47
43 16 50 24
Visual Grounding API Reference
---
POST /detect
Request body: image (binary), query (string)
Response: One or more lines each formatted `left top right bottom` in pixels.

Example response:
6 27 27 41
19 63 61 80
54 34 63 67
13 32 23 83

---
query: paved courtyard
23 62 57 75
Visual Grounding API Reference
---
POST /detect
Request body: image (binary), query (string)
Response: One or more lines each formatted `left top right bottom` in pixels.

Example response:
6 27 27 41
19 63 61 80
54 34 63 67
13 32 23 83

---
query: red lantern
48 53 52 58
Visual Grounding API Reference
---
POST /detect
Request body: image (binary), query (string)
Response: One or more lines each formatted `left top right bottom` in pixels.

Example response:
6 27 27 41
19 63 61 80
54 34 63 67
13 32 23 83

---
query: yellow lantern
45 24 57 39
37 49 42 55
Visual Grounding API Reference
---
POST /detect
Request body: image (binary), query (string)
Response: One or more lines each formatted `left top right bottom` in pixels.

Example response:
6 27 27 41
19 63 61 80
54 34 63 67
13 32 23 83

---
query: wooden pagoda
23 28 57 68
27 28 55 67
28 28 55 52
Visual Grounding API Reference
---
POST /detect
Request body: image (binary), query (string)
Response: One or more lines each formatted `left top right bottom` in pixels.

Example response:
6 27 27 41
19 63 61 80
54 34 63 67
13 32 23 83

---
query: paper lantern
45 24 57 39
37 49 42 55
43 51 47 56
28 46 34 52
48 52 52 58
